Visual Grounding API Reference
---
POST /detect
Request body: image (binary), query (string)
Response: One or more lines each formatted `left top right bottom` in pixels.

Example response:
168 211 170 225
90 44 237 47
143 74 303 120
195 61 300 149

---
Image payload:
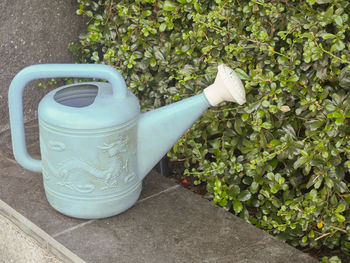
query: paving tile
140 170 176 200
55 186 317 263
0 122 177 236
229 236 316 263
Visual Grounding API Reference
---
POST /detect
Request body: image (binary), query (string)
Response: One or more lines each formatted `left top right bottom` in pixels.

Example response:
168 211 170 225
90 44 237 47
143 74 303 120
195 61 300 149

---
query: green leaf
316 0 332 3
334 39 345 51
262 122 273 129
269 139 281 147
237 190 251 202
241 113 249 121
339 67 350 88
335 213 345 222
234 118 243 135
233 201 243 214
228 185 240 197
219 199 228 206
142 10 152 17
270 183 280 194
159 23 167 32
154 50 165 60
322 33 336 39
262 100 270 108
326 104 336 111
305 120 324 131
302 236 308 243
335 203 346 213
335 117 345 125
234 68 250 80
294 157 308 169
163 0 177 11
250 181 259 193
150 58 157 67
333 15 343 26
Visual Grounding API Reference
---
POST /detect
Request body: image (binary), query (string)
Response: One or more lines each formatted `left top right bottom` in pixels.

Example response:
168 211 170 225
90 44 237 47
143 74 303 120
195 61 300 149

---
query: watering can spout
137 64 246 180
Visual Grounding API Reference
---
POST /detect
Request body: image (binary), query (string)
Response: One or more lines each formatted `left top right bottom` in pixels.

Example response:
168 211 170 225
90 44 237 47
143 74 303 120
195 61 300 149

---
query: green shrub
70 0 350 257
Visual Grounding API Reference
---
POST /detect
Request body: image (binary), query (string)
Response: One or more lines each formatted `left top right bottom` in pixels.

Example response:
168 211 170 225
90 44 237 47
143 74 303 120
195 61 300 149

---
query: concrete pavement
0 121 317 263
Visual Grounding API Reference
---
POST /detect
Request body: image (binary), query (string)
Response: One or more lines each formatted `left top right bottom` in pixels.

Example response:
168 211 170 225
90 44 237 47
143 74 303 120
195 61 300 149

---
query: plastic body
8 63 245 219
39 82 140 218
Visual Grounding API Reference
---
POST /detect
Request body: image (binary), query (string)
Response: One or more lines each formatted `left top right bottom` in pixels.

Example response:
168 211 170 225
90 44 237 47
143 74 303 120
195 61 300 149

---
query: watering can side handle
8 64 128 173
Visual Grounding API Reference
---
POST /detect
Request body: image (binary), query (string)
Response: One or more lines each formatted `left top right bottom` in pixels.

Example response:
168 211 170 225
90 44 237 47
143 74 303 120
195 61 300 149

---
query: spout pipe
137 93 210 179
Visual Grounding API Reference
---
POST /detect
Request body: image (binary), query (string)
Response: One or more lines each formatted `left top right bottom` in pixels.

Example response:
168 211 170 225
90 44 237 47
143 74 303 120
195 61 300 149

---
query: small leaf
235 68 250 80
163 0 177 11
335 117 345 125
270 183 280 194
234 118 243 135
237 190 251 202
142 10 152 17
150 58 157 67
262 122 273 129
306 119 324 131
241 113 249 121
250 181 259 193
228 185 240 197
335 203 345 213
294 157 308 169
335 213 345 222
262 100 270 108
159 23 167 32
334 39 345 51
154 50 165 60
282 124 296 139
333 15 343 26
302 236 308 243
233 201 243 214
322 33 336 39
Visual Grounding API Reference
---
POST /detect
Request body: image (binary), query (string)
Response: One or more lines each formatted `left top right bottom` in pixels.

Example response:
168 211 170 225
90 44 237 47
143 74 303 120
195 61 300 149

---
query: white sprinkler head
204 64 246 106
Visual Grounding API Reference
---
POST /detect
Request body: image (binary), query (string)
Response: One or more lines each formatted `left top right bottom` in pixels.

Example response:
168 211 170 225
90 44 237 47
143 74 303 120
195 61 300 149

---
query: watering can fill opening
54 84 99 108
8 63 246 219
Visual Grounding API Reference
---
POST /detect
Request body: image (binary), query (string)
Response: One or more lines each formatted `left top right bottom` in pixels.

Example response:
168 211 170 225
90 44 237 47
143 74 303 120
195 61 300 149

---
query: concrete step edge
0 199 86 263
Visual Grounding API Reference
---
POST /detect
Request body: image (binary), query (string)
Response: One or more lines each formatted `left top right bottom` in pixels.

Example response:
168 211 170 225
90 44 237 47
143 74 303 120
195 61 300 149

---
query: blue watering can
8 64 246 219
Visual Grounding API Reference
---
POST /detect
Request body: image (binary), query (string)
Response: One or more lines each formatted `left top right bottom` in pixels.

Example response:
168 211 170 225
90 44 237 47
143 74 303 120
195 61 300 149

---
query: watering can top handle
8 64 128 173
12 64 128 97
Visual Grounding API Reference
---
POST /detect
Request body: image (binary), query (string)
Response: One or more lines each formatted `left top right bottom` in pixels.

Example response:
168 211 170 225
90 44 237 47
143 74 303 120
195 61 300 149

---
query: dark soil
300 246 350 262
167 160 207 196
158 159 350 263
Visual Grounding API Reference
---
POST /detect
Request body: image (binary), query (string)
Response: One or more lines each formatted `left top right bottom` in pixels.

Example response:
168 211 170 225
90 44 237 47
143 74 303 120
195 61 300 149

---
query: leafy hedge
70 0 350 258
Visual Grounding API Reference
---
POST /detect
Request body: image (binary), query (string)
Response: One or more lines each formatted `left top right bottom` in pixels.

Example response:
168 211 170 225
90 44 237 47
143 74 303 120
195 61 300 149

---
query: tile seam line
51 185 179 238
52 219 95 238
137 184 180 203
